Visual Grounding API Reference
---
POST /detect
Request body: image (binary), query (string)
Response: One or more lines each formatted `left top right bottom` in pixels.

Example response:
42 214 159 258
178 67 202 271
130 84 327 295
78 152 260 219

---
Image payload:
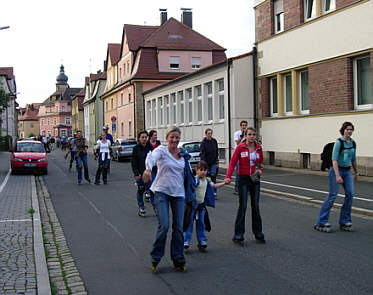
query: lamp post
0 26 10 31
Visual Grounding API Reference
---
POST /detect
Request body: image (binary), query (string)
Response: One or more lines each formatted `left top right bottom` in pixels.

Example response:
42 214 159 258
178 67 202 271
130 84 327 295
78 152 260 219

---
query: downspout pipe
252 46 258 131
227 58 232 162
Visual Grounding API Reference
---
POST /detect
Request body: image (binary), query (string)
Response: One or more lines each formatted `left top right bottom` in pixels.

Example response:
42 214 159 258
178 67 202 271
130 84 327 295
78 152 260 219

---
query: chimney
160 8 167 25
181 8 192 28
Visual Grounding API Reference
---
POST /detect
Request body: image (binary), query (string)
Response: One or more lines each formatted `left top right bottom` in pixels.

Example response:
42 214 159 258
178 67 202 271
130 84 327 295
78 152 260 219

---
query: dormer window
192 57 201 69
169 56 180 69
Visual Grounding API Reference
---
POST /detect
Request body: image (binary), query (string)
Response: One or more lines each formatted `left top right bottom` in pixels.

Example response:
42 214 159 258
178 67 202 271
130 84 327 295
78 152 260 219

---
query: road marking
0 219 33 222
261 180 373 202
0 168 11 194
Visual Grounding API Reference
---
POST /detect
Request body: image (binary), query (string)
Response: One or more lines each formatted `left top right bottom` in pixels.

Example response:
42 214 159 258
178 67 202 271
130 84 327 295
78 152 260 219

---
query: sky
0 0 255 108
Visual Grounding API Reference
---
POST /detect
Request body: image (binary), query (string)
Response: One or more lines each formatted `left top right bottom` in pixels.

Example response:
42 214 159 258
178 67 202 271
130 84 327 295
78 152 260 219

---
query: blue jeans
135 178 153 206
150 192 185 261
76 152 89 182
234 163 239 191
184 207 206 243
235 175 262 238
95 156 109 183
317 168 354 225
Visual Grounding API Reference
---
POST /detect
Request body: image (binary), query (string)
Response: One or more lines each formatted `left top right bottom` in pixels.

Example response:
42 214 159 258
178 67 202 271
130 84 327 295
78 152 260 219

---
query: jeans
95 156 109 183
136 178 153 206
316 168 354 225
76 152 89 182
184 206 206 243
235 175 263 238
69 151 76 168
151 192 185 261
234 163 239 191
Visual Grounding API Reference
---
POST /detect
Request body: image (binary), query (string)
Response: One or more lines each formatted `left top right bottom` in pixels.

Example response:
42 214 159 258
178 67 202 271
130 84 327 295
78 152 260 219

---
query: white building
143 52 255 168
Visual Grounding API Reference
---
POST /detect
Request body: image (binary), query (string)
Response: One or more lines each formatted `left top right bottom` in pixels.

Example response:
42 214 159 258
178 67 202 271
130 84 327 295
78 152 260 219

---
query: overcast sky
1 0 255 107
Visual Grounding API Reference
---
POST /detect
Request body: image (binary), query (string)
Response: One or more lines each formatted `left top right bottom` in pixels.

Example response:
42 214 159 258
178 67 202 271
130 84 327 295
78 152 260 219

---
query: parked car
112 138 137 161
10 140 49 175
178 141 201 169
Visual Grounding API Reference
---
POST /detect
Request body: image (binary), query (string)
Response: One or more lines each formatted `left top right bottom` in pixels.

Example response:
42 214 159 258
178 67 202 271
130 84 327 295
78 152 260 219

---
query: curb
31 176 52 295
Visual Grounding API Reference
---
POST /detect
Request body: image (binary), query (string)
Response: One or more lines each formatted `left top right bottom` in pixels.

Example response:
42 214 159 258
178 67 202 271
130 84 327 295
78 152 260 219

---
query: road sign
112 123 116 131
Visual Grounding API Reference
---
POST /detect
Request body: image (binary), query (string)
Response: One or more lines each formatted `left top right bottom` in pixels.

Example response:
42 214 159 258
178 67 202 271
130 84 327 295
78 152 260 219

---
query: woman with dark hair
145 130 161 203
143 126 196 272
314 122 358 232
94 131 111 185
148 130 161 149
131 130 154 217
224 127 265 244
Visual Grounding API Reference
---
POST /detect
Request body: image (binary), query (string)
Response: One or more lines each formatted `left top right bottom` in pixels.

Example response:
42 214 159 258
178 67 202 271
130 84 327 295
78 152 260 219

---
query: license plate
24 163 36 167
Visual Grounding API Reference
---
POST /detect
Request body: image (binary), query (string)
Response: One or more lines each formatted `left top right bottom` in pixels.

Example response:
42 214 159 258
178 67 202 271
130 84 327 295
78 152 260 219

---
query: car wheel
11 168 17 175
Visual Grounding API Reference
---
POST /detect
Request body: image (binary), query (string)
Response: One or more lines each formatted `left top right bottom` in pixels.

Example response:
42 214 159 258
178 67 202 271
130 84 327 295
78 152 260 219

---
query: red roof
20 103 40 121
108 43 121 66
0 67 14 79
90 71 106 81
140 18 225 51
123 24 159 51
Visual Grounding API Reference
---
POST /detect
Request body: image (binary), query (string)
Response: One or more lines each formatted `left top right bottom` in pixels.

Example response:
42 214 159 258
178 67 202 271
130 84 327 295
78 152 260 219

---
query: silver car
178 141 201 169
112 138 137 161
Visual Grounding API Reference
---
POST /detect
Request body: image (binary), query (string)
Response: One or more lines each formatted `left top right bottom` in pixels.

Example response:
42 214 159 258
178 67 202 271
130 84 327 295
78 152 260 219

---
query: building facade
71 87 85 133
144 52 255 167
18 103 40 138
254 0 373 175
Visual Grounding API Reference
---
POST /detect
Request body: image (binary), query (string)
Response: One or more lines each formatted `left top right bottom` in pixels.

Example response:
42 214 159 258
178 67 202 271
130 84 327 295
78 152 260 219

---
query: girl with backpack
314 122 358 233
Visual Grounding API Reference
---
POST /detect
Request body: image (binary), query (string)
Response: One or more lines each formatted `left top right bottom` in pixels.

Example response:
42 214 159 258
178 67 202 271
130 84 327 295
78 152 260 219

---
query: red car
11 140 49 175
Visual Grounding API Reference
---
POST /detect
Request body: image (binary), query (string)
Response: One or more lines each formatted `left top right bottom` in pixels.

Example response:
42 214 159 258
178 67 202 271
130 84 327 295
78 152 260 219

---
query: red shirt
226 142 264 178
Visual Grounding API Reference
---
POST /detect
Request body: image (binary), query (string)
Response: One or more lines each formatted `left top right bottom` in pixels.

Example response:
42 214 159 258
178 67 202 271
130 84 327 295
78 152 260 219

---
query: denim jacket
179 148 197 208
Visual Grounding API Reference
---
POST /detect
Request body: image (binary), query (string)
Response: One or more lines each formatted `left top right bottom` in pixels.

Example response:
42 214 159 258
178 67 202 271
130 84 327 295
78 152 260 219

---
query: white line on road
0 219 33 222
0 168 11 194
261 180 373 202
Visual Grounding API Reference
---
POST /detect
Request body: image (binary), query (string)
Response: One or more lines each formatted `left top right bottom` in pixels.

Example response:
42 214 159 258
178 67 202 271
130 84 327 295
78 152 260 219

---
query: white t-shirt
96 139 111 160
234 130 244 148
146 145 185 198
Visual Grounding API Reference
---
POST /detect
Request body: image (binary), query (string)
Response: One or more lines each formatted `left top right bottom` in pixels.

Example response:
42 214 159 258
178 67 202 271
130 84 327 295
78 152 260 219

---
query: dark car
112 138 137 161
10 140 49 175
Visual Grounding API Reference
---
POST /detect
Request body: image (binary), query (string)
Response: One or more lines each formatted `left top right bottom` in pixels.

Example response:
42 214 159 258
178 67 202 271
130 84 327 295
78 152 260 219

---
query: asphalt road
41 149 373 295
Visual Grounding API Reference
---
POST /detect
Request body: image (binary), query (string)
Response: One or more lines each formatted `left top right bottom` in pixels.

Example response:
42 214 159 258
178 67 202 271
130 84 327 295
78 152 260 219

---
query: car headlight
12 158 23 162
37 158 47 162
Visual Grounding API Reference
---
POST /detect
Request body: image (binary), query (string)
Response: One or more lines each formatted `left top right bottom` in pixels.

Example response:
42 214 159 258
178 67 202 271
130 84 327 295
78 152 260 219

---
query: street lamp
0 26 10 31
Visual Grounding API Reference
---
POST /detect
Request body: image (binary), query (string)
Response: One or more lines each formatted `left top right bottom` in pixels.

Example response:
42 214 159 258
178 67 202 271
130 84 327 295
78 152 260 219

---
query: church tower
56 65 69 93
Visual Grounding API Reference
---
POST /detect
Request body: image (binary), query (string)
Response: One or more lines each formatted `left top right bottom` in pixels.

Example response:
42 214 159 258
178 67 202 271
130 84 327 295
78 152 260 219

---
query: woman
131 130 153 217
224 127 265 244
143 126 195 272
314 122 358 233
144 130 161 203
148 130 161 149
94 132 111 185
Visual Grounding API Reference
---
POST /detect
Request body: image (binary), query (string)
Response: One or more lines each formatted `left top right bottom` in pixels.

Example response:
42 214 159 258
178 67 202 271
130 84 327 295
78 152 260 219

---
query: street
35 149 373 295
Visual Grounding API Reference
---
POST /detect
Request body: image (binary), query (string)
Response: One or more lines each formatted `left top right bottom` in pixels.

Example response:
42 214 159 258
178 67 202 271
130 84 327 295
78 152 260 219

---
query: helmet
103 125 109 130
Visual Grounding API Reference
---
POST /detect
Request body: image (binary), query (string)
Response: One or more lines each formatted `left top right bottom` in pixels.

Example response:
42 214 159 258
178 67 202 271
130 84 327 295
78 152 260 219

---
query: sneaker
232 235 244 243
138 206 146 217
94 181 100 185
255 233 266 243
198 240 207 248
184 241 190 249
314 223 331 233
77 181 82 185
340 222 353 231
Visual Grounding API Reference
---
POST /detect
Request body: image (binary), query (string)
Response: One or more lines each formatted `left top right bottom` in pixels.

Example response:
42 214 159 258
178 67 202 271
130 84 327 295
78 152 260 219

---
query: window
127 61 130 73
169 56 180 69
186 88 193 123
128 93 131 103
147 101 152 127
54 117 57 125
205 82 213 121
195 85 202 122
47 118 50 125
65 117 71 125
152 99 156 126
171 93 176 124
270 77 278 116
105 101 108 112
217 79 225 120
119 68 122 79
61 106 65 112
274 0 284 33
61 130 66 136
121 122 124 136
178 91 184 124
192 57 201 69
284 73 293 114
165 95 170 125
299 70 309 114
49 107 52 113
56 106 58 112
128 121 132 137
158 97 163 125
42 130 46 136
41 118 44 126
111 98 113 109
354 55 372 109
48 131 51 137
121 93 124 106
322 0 335 13
304 0 316 21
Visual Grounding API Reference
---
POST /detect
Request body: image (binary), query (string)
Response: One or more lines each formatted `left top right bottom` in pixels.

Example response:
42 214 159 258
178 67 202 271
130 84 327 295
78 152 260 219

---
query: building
0 67 17 143
254 0 373 175
71 87 85 133
100 9 226 140
18 103 41 138
144 52 254 167
38 65 82 137
83 71 106 147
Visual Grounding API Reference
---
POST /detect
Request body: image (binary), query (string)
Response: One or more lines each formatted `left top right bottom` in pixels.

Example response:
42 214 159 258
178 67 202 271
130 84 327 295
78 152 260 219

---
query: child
183 160 227 252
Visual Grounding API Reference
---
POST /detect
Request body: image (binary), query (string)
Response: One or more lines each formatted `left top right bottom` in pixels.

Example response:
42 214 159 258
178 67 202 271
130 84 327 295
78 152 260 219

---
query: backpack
320 138 356 171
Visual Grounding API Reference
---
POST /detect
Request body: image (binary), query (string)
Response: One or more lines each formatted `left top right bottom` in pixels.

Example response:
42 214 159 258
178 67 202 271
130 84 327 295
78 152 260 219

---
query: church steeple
56 64 69 92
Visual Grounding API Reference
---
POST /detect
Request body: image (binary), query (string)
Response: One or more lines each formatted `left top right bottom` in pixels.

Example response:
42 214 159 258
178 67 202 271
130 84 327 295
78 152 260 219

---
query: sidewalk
0 152 50 295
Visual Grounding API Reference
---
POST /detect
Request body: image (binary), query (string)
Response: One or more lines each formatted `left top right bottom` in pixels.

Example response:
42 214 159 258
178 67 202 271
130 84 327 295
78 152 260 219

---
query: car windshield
183 143 200 153
16 142 44 153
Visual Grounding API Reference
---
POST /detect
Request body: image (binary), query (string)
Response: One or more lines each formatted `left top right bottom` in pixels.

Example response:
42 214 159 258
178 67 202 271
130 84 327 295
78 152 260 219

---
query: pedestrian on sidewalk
64 133 77 172
131 130 154 217
314 122 358 233
143 126 196 272
233 120 248 194
225 126 265 244
101 126 113 174
73 130 91 185
183 160 227 252
145 130 161 203
94 131 112 185
200 128 219 198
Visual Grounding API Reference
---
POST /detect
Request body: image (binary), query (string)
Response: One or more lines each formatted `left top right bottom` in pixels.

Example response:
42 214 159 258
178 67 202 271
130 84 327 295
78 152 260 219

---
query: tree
0 86 11 111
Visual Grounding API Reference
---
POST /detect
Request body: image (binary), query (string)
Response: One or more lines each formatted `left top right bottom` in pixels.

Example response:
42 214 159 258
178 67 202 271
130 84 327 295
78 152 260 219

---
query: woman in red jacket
225 127 265 244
